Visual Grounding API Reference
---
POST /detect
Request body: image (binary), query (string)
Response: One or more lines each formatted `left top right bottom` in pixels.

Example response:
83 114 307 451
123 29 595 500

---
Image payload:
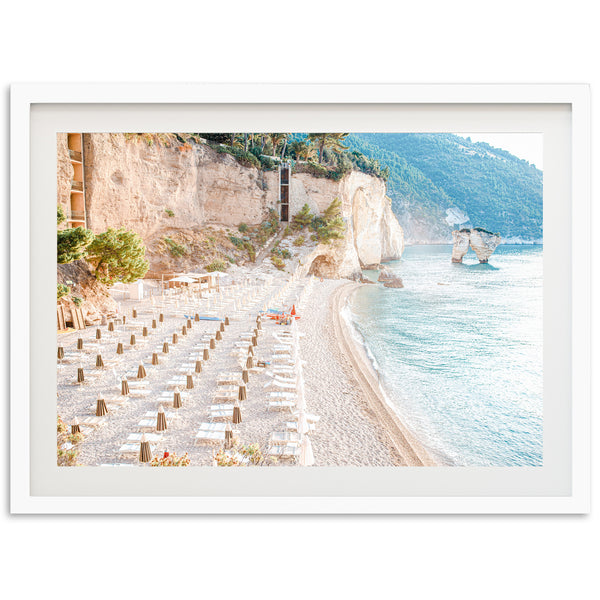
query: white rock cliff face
59 134 404 279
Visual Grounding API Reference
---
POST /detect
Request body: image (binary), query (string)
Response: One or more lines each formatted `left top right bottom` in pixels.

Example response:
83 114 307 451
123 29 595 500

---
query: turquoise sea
346 244 543 466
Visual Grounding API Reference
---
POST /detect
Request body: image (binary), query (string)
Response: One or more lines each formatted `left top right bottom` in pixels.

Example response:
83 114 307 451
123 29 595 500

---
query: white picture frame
10 83 591 514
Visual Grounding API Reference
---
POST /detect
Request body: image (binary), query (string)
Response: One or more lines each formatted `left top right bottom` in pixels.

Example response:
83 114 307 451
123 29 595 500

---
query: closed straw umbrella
139 434 152 463
95 328 102 340
142 326 148 337
238 384 247 402
247 345 254 356
77 338 84 350
152 352 159 365
57 346 65 360
173 388 182 409
256 320 262 330
195 359 202 374
116 342 124 355
225 422 233 448
203 348 210 361
96 396 108 417
181 326 187 336
172 333 178 344
195 313 200 322
251 336 257 347
187 319 192 329
130 334 136 346
162 340 169 354
242 369 249 383
121 377 129 396
132 309 137 318
137 364 147 379
246 355 254 369
156 405 167 432
122 315 126 325
159 313 164 323
220 322 225 332
186 372 194 390
232 400 242 424
299 435 315 466
224 316 229 326
96 354 104 368
152 319 157 329
216 330 222 341
209 338 216 349
70 417 81 434
77 367 85 383
108 321 114 332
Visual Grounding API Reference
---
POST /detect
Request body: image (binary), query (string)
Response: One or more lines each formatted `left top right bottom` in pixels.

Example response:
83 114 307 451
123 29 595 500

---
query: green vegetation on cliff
345 133 543 240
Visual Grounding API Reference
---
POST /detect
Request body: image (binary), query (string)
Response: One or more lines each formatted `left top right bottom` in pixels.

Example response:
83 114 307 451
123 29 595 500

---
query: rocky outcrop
451 229 471 263
58 260 118 325
469 228 502 263
378 269 404 288
451 228 501 263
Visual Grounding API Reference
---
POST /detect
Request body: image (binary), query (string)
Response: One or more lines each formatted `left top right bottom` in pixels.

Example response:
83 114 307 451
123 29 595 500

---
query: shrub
57 206 66 225
238 223 248 233
271 255 285 270
86 228 149 285
292 204 314 230
229 235 244 248
260 155 276 171
296 161 329 178
163 236 188 258
293 236 305 246
165 209 175 217
243 241 256 262
72 296 83 307
281 248 292 259
57 226 95 264
215 145 260 169
283 226 291 237
206 259 227 272
57 283 70 300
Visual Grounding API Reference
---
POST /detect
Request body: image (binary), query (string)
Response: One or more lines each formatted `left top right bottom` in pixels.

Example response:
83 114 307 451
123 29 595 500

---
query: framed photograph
10 83 590 513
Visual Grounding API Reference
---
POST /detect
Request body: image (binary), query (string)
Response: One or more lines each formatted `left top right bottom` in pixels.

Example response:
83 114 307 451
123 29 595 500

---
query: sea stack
451 228 501 263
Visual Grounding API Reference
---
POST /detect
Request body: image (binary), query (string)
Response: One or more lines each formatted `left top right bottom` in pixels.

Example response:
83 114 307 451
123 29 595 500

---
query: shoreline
329 282 438 466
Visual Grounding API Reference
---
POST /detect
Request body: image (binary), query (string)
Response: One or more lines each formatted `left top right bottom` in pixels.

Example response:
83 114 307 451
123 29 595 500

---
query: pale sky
455 133 543 171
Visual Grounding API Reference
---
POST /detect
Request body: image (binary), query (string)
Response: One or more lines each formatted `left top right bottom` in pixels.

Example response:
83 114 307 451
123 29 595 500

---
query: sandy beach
57 271 436 467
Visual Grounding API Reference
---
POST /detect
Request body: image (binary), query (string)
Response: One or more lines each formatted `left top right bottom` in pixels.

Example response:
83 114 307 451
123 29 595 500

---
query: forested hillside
346 133 543 243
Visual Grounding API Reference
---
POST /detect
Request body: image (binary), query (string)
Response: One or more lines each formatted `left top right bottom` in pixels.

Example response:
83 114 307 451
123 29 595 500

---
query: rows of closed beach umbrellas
57 270 319 466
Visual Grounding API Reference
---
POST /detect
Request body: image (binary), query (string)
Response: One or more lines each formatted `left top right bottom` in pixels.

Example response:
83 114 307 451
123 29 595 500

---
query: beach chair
126 432 163 443
118 442 157 457
268 444 300 460
266 380 297 391
267 400 296 412
269 431 301 446
210 409 234 421
81 416 107 428
194 430 226 445
285 421 316 433
292 411 321 424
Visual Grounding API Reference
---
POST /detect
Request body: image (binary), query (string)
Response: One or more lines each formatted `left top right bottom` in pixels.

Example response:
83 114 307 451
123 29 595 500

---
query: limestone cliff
451 228 501 263
57 134 404 279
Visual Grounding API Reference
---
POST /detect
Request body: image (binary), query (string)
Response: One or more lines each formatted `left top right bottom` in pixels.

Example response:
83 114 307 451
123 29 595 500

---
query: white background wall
2 2 596 598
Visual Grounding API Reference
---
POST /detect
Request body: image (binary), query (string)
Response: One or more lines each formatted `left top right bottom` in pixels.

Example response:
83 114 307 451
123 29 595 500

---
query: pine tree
86 228 149 285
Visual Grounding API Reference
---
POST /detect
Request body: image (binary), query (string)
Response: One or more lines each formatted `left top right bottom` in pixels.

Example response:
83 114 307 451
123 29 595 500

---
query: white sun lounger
268 444 300 459
194 430 226 444
214 390 238 402
197 422 227 432
292 411 321 424
268 400 296 412
266 380 297 390
118 442 157 456
127 432 163 443
210 409 233 421
285 421 316 433
269 431 301 445
81 416 107 428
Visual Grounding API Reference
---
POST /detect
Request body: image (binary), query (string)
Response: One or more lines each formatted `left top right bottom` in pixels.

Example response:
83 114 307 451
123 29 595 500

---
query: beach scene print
56 132 543 467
